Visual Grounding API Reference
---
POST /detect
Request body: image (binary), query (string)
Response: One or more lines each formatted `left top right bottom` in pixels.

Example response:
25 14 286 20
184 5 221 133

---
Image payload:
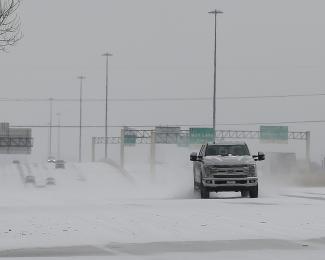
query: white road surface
0 162 324 259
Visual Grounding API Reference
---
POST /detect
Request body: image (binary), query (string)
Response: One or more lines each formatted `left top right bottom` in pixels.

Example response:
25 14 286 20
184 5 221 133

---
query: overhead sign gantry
0 122 33 154
92 127 310 173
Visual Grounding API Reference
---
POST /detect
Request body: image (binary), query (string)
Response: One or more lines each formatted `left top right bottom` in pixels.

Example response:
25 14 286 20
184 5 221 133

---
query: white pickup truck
190 141 265 199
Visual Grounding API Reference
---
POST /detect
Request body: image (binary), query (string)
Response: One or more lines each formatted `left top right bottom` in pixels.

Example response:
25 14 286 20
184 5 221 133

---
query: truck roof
207 141 247 145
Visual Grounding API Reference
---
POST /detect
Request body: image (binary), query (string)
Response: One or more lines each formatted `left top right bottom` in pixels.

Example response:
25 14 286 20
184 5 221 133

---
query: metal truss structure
92 129 308 145
0 137 33 154
92 128 311 167
0 123 33 154
215 130 308 140
93 137 121 145
0 137 33 147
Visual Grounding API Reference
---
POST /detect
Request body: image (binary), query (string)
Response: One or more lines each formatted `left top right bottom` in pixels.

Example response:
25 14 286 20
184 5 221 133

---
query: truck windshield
205 145 250 156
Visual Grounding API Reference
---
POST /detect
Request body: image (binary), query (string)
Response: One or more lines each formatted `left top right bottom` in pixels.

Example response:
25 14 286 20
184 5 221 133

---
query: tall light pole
102 52 113 160
208 9 223 141
56 112 61 160
48 97 53 160
78 75 85 163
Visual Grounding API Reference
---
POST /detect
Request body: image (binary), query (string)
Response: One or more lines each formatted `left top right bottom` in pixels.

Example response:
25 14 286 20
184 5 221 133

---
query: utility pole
208 9 223 141
56 112 61 160
48 97 53 160
102 52 113 160
78 75 85 163
306 131 311 164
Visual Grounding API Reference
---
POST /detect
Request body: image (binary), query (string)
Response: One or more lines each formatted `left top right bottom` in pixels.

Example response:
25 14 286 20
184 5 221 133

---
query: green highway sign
123 127 137 146
124 134 136 146
189 128 214 144
260 126 288 143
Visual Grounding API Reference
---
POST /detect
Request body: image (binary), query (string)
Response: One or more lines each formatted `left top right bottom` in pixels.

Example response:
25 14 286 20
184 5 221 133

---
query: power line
1 93 325 102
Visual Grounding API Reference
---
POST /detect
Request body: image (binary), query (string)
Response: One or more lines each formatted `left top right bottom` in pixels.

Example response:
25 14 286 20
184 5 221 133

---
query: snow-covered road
0 162 324 259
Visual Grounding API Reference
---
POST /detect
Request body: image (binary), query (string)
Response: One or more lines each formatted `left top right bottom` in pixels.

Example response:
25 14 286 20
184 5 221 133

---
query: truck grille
209 165 249 175
213 174 247 179
214 180 248 185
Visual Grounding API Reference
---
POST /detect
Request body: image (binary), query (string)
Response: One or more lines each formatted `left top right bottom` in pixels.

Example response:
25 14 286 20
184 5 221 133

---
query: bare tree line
0 0 22 52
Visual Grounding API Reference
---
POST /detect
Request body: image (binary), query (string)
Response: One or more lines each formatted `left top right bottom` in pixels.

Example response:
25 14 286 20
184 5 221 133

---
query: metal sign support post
91 137 96 162
120 128 125 169
150 131 156 175
306 131 311 163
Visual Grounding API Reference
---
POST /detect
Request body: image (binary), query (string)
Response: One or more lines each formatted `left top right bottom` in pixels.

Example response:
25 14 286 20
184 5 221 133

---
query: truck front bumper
202 177 258 188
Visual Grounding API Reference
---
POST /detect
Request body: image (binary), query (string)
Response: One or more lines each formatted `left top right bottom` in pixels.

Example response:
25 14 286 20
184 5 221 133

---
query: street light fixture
102 52 113 160
208 9 223 141
78 75 85 163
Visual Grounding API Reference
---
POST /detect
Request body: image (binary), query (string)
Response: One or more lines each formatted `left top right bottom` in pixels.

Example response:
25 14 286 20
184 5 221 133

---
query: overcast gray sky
0 0 325 162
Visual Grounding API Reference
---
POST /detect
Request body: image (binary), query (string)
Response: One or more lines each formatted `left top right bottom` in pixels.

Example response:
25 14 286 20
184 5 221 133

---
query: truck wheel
200 187 209 199
249 185 258 198
193 167 198 191
241 190 249 197
193 179 199 191
199 174 209 199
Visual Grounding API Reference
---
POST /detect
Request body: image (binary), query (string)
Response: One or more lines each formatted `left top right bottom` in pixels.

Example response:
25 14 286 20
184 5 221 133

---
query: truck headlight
248 164 256 176
203 166 212 177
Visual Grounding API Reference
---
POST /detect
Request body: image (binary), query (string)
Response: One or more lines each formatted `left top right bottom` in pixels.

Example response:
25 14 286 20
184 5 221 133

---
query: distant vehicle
46 177 56 185
12 160 20 164
24 175 35 184
55 160 65 169
47 156 56 163
190 141 265 199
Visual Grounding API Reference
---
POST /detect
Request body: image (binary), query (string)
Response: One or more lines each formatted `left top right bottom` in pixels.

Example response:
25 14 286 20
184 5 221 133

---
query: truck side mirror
258 152 265 161
253 152 265 161
190 152 198 161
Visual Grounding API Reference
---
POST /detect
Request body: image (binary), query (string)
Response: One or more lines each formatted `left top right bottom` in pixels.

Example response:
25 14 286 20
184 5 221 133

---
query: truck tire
193 167 198 191
200 186 209 199
200 181 209 199
241 190 249 198
249 185 258 198
199 174 209 199
194 179 199 191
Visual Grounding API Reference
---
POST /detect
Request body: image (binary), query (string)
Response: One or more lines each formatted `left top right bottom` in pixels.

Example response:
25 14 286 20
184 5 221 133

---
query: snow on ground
0 161 325 259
